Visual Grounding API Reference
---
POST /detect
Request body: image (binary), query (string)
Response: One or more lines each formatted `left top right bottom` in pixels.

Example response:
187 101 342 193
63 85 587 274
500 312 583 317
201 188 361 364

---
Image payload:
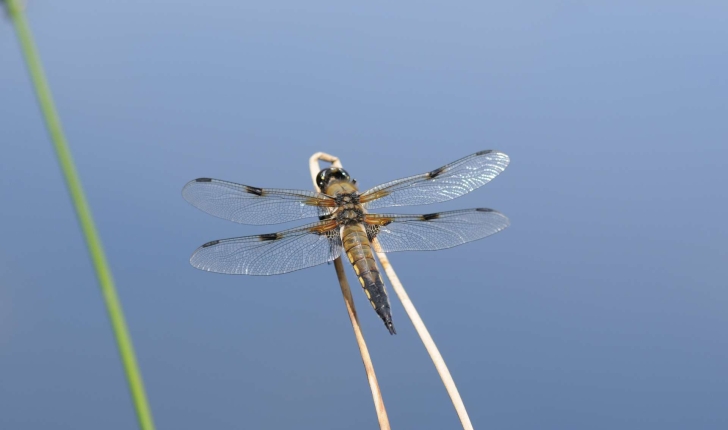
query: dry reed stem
309 152 474 430
308 153 390 430
372 243 474 430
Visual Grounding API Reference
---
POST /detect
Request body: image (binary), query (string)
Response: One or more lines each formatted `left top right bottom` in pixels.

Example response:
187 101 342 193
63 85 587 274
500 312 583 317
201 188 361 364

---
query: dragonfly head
316 167 352 191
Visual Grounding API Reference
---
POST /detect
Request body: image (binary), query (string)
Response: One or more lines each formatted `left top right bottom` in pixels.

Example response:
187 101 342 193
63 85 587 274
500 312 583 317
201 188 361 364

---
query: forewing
360 150 509 210
190 220 342 275
182 178 336 225
365 209 509 252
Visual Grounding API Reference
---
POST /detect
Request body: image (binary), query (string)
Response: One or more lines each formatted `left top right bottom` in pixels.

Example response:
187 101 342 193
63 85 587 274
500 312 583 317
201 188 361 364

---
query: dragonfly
182 150 510 334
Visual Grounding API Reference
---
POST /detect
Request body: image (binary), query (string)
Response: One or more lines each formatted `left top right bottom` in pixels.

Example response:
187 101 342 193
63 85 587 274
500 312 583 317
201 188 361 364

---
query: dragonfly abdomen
342 224 396 335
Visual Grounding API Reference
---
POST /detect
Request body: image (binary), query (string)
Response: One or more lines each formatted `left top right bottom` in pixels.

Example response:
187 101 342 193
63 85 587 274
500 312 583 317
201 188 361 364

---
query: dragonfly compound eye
316 168 352 190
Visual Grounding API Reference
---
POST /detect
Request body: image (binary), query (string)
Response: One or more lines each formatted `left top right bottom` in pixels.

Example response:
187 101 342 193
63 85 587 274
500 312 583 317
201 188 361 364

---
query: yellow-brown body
323 181 396 334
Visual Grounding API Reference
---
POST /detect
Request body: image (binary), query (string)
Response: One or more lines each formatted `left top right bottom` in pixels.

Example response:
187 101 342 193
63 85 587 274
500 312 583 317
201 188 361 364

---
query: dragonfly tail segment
342 224 397 335
363 273 397 335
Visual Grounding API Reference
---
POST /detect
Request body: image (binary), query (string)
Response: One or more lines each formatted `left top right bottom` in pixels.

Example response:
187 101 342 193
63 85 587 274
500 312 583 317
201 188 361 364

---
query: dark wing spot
476 208 494 212
196 178 213 182
319 214 333 220
427 166 446 179
259 233 279 241
245 186 264 196
202 240 220 247
422 212 440 221
475 150 494 156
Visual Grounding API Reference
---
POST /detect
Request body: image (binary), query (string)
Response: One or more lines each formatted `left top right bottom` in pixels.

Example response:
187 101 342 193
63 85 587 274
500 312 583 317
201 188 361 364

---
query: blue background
1 1 726 429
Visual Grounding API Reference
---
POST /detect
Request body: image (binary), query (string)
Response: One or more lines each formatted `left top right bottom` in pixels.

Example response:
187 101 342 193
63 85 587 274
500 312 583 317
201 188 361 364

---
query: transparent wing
190 220 342 275
364 208 509 252
360 150 509 210
182 178 336 225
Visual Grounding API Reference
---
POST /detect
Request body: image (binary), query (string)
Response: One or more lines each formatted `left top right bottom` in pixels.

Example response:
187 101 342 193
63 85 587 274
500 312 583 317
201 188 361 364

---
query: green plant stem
6 2 156 429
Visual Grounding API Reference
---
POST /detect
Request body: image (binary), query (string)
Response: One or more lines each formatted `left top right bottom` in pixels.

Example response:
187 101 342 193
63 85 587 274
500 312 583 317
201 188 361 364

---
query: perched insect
183 150 510 334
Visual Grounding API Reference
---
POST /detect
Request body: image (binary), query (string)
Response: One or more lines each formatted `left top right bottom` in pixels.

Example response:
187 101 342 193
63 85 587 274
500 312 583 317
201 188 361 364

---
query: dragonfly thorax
336 207 364 224
333 192 364 225
334 192 360 206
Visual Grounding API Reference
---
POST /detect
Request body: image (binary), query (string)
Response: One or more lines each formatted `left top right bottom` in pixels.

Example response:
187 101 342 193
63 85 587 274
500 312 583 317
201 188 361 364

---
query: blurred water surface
1 2 726 429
